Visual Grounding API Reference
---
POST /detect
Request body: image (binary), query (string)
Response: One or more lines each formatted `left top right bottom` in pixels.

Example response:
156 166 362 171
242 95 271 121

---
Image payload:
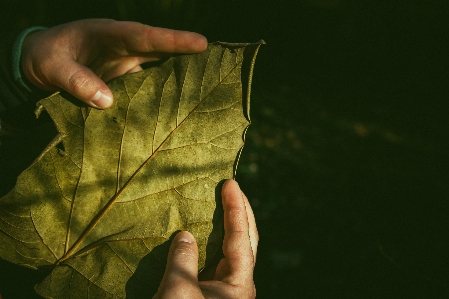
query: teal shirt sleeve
11 26 47 93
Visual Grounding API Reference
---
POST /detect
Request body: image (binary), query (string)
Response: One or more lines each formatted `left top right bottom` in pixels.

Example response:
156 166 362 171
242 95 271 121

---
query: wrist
12 26 47 94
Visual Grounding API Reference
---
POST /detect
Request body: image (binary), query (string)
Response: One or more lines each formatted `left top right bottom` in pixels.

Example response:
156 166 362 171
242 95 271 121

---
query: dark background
1 0 448 298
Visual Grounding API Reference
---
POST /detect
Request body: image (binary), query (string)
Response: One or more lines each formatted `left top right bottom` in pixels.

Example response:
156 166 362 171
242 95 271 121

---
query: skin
21 19 208 108
153 180 258 299
20 20 258 297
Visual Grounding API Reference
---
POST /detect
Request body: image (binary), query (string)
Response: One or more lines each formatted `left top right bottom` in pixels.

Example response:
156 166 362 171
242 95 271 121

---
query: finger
216 180 254 283
47 58 113 108
90 56 148 83
100 21 208 54
157 231 203 298
140 25 208 54
242 191 259 263
126 65 143 74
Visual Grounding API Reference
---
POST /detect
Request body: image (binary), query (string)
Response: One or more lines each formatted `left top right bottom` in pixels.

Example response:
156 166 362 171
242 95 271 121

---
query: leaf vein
177 55 192 126
115 176 212 204
209 143 240 151
61 50 246 262
0 226 45 243
30 212 59 260
0 216 35 232
116 91 132 193
65 146 84 254
0 206 31 218
124 77 132 100
106 243 134 274
0 235 53 265
130 72 154 100
199 49 213 102
194 104 236 113
50 152 72 204
61 104 83 129
174 188 210 203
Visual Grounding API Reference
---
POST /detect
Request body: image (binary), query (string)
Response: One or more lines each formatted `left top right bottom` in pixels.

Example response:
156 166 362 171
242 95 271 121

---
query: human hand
153 180 258 299
21 19 207 109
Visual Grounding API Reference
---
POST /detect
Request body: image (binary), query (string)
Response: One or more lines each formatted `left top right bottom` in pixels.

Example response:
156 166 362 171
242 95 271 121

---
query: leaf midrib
58 50 245 264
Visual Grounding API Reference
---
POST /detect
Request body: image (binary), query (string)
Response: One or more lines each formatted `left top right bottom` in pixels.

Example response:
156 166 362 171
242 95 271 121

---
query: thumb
156 231 202 297
50 58 113 109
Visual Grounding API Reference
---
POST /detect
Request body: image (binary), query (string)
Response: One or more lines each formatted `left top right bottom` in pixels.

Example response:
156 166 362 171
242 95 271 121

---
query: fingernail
91 90 112 108
178 238 192 243
178 231 194 243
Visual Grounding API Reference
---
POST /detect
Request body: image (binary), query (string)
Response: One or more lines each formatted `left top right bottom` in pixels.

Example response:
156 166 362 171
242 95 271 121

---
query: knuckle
158 288 191 299
173 244 197 258
144 26 156 52
32 55 53 82
145 26 177 52
67 69 91 93
243 284 257 299
233 284 256 299
167 31 177 52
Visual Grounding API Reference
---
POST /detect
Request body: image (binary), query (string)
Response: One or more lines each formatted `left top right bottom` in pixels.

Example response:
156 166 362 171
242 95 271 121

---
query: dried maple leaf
0 41 263 298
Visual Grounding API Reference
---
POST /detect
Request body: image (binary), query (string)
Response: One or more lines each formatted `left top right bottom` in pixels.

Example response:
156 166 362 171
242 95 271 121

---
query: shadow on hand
125 181 226 297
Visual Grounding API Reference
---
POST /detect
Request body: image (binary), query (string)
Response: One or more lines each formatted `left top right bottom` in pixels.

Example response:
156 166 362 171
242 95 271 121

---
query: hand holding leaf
1 41 263 298
21 19 208 108
153 180 258 299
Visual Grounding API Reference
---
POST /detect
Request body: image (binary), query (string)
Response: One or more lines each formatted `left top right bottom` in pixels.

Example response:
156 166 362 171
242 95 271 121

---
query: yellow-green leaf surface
0 41 263 298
